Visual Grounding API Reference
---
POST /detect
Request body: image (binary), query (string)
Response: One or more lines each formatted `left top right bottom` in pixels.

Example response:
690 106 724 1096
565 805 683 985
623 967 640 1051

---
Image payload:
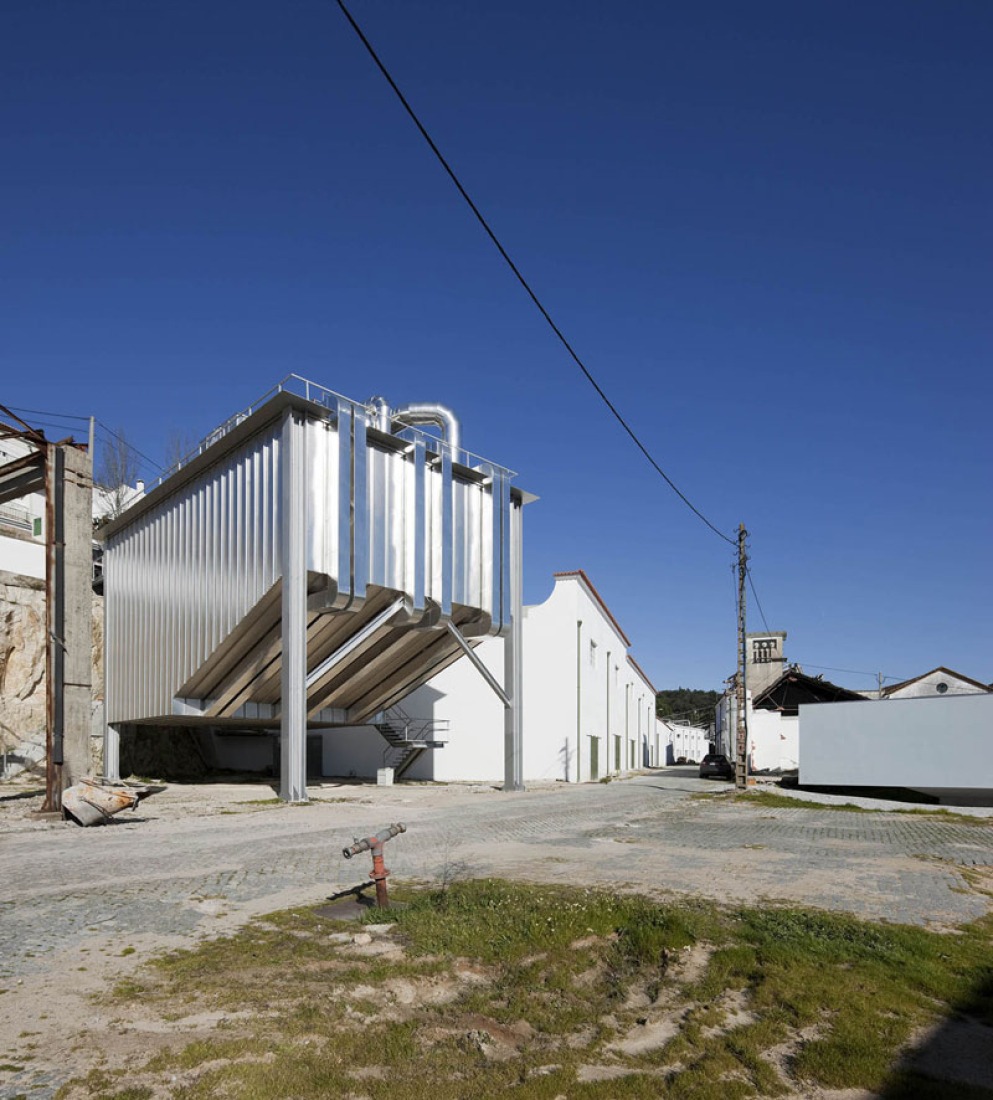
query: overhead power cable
6 415 85 438
794 662 906 683
7 405 165 475
334 0 736 547
5 404 91 423
95 420 165 474
745 567 771 633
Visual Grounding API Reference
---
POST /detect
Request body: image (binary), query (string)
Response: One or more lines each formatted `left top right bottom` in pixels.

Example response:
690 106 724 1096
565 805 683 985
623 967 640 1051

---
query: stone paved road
3 772 992 982
1 771 991 1098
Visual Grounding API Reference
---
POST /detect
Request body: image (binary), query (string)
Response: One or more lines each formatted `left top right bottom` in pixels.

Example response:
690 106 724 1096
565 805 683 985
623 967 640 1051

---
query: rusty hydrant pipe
343 822 406 908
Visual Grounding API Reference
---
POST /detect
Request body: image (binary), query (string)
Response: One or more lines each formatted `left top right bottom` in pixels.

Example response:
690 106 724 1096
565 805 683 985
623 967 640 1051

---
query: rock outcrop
0 571 46 774
0 569 103 779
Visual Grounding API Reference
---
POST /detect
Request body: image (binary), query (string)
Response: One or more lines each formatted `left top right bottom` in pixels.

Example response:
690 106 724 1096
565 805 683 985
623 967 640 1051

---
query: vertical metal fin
412 440 426 613
440 448 453 618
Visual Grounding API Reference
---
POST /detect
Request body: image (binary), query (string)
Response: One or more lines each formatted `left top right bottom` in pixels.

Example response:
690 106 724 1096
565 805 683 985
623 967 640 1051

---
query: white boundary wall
800 694 993 795
749 710 799 772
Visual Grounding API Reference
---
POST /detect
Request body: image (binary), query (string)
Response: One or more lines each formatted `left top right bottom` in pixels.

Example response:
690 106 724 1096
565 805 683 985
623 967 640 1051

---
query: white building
716 664 864 774
0 436 47 580
0 425 145 585
316 570 662 783
882 667 990 700
661 720 711 765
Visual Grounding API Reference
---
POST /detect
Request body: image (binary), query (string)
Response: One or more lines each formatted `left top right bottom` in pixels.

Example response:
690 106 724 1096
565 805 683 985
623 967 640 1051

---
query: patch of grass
893 807 993 825
736 791 868 812
64 881 993 1099
55 1068 153 1100
738 790 993 825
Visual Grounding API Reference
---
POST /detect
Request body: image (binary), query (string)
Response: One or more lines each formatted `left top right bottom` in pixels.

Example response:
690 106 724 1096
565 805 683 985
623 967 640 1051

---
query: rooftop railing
153 374 516 489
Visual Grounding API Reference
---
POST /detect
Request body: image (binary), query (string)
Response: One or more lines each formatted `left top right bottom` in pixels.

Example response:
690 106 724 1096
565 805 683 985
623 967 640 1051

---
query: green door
590 736 599 781
614 735 621 772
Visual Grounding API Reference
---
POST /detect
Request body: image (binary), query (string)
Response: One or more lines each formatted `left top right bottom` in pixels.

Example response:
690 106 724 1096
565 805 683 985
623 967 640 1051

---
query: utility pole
735 523 749 790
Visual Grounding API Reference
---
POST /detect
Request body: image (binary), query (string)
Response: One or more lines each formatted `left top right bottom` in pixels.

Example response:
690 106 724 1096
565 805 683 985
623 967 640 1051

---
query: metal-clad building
100 377 527 799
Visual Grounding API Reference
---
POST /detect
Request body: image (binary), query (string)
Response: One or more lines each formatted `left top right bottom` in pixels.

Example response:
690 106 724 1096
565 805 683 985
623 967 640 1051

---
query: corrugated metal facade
105 420 283 723
104 392 517 726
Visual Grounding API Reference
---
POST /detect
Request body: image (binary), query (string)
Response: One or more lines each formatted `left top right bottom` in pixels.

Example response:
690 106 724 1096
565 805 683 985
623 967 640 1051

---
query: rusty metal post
342 822 406 908
43 442 60 811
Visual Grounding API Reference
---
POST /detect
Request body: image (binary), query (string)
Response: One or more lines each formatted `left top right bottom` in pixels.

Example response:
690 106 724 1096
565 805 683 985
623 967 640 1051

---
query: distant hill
655 688 720 728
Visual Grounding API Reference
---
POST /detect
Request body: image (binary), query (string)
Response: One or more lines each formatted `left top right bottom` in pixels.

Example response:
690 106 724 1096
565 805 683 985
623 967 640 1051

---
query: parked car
699 753 734 780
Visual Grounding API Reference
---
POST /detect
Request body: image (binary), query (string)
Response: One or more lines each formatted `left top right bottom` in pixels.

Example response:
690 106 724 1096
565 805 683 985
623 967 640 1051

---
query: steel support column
104 724 121 782
503 499 524 792
279 408 308 802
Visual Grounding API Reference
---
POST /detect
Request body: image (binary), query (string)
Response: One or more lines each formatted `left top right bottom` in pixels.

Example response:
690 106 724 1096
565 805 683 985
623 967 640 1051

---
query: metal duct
391 403 461 453
368 395 391 433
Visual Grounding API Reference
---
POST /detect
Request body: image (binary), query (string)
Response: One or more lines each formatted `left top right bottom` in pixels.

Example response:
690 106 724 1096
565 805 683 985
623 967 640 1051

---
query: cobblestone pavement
1 771 991 1098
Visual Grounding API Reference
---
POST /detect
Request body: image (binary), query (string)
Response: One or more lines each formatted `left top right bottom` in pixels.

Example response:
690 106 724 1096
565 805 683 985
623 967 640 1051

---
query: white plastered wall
317 572 659 784
748 710 799 772
800 694 993 799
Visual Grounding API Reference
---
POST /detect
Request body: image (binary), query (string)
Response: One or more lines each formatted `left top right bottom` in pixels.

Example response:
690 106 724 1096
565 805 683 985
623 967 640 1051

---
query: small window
32 517 42 537
936 682 948 694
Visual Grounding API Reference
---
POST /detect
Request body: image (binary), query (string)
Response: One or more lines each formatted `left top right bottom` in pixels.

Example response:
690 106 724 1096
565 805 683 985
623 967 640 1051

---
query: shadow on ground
880 975 993 1098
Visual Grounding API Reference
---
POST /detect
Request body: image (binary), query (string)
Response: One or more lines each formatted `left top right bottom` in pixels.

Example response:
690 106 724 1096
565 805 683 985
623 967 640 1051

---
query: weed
62 882 993 1099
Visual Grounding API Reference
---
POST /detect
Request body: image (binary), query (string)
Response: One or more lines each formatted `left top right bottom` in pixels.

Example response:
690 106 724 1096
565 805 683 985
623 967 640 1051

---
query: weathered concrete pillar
46 443 93 807
60 445 94 789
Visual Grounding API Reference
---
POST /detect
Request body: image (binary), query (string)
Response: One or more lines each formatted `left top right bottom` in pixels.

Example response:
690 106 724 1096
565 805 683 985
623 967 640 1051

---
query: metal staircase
373 704 449 780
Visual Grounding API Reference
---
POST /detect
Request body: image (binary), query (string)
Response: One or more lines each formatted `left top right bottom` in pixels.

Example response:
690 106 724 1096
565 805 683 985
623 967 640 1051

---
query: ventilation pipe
368 396 391 434
390 402 461 454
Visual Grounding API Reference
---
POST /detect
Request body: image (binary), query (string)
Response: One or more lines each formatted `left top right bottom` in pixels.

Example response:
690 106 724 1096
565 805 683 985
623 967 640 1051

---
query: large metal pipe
367 395 391 433
391 403 461 454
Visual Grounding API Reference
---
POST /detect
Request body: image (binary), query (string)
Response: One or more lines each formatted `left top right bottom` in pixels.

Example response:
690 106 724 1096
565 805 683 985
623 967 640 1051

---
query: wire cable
746 567 771 633
6 405 164 473
4 415 86 438
95 420 165 474
5 404 91 423
793 662 906 683
334 0 736 546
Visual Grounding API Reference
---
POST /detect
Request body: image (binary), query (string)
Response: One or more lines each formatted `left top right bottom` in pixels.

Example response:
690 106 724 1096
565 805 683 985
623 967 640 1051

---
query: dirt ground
1 771 991 1098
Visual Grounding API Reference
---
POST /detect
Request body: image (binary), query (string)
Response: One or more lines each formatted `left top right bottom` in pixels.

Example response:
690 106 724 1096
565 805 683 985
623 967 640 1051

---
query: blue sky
2 1 990 691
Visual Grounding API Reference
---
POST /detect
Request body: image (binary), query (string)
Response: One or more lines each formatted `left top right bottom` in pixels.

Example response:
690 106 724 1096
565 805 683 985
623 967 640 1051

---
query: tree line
655 688 720 728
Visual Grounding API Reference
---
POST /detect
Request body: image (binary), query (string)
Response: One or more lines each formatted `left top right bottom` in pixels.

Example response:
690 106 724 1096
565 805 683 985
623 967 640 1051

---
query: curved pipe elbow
391 403 461 453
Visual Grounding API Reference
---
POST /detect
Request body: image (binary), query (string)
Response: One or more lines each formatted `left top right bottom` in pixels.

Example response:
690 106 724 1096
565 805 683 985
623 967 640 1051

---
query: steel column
279 408 308 802
503 499 524 791
104 724 121 782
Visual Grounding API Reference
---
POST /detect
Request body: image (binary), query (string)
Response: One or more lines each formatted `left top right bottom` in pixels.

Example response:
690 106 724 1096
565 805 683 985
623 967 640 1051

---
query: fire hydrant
342 822 406 908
